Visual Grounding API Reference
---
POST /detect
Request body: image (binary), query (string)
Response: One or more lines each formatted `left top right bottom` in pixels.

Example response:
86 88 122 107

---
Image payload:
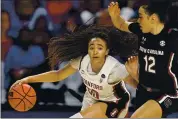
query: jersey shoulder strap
100 56 119 79
78 55 86 70
79 55 90 71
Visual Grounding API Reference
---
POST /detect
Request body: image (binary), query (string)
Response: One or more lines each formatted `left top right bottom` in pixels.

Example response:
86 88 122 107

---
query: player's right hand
10 77 29 90
108 2 121 18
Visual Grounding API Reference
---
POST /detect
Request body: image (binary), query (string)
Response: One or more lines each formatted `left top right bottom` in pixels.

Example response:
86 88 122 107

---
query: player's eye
98 47 103 50
89 47 94 50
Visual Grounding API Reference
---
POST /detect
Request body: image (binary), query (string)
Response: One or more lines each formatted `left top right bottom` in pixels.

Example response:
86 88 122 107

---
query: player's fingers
135 56 138 60
10 81 19 90
108 6 111 11
9 85 14 90
109 2 113 6
110 2 117 7
13 81 19 86
14 80 23 86
132 56 137 61
131 56 135 60
130 56 134 62
132 56 136 62
111 2 115 6
19 80 27 85
128 57 131 62
108 4 113 9
134 56 137 60
132 56 138 62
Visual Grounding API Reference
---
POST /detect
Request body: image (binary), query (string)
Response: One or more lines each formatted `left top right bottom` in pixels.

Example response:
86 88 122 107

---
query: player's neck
91 59 105 74
151 23 164 35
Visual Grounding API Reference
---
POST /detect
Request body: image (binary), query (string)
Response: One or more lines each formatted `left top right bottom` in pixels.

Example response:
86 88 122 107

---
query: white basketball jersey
79 55 124 102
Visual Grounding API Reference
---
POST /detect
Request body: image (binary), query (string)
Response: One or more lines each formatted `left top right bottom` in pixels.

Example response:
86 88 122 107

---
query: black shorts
135 84 178 117
100 92 130 118
158 92 178 116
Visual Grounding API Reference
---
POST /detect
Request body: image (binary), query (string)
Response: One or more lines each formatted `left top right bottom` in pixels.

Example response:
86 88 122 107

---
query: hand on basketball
108 2 121 18
125 56 139 81
8 83 37 112
10 77 29 90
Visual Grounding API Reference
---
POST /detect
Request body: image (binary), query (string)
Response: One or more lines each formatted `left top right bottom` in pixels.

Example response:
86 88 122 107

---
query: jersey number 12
144 55 156 73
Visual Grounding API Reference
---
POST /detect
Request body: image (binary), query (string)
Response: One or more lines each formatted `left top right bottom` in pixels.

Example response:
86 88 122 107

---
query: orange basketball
8 84 37 112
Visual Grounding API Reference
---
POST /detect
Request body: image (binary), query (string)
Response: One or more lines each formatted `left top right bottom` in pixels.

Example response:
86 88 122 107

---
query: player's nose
94 49 98 54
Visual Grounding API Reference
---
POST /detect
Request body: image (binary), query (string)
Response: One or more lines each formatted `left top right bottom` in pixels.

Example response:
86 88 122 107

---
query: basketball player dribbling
108 0 178 118
11 26 138 118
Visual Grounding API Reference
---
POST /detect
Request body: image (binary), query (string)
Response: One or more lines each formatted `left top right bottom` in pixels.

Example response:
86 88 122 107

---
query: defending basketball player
108 0 178 118
11 26 138 118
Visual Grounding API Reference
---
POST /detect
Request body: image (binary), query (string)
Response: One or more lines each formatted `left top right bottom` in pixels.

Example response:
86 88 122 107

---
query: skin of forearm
131 78 139 88
130 70 139 82
27 71 62 83
111 15 126 31
134 75 139 83
124 75 138 88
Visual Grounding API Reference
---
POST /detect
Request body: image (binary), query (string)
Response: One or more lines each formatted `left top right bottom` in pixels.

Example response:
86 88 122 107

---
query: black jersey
129 23 178 95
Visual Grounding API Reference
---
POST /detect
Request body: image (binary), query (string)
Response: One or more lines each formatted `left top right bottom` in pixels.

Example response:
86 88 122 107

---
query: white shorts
81 92 98 111
80 91 130 118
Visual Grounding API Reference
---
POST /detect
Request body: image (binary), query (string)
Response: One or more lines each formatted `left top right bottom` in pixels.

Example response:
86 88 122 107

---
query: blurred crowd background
1 0 178 118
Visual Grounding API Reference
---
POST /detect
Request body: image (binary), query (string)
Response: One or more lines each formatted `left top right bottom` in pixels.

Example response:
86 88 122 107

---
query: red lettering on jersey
86 87 99 99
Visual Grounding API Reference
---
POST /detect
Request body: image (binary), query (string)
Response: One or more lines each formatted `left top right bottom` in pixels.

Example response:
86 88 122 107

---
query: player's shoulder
107 56 125 68
107 56 123 66
107 55 118 62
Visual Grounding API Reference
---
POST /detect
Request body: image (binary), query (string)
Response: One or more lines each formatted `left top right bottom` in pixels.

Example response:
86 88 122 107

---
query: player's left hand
108 2 121 18
125 56 139 81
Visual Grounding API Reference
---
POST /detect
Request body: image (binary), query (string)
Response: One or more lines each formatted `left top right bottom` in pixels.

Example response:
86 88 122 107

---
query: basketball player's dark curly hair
48 25 138 68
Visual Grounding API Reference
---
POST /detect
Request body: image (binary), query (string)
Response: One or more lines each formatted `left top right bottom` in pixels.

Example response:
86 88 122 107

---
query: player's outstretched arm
108 2 131 32
11 63 77 88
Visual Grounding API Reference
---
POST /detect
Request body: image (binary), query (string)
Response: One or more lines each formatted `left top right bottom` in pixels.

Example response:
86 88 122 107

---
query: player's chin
92 58 102 63
140 28 144 33
141 29 149 33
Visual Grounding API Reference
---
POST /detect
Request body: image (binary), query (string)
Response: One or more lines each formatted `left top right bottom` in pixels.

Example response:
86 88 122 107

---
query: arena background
1 0 178 118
